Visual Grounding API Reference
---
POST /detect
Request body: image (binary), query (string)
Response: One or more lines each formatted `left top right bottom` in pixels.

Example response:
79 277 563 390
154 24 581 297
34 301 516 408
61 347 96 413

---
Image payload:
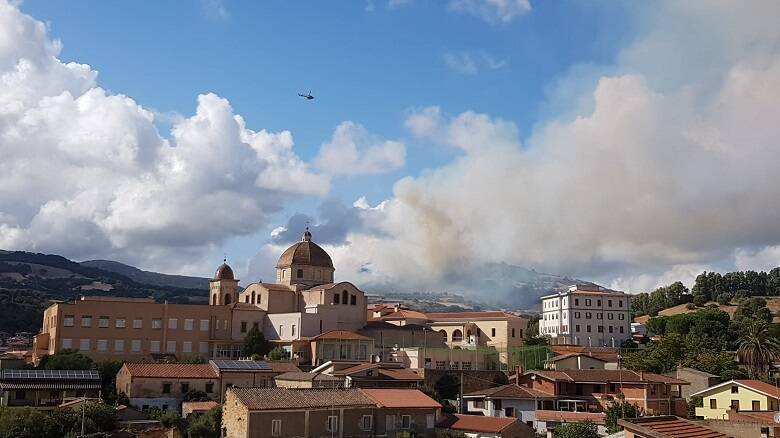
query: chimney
516 365 523 386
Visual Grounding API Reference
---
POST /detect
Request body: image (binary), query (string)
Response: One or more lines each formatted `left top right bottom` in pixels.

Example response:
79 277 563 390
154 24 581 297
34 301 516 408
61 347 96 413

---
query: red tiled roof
735 379 780 398
382 309 428 320
464 383 553 399
311 330 372 341
619 416 733 437
426 311 515 320
182 401 219 411
527 369 688 385
231 387 375 410
124 363 218 379
331 363 379 376
361 389 441 409
535 410 606 424
377 368 423 381
437 414 518 433
265 361 302 373
730 410 776 424
547 353 607 363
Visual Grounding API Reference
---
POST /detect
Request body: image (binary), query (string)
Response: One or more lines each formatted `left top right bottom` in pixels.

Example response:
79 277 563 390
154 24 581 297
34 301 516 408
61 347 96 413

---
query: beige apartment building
32 229 367 364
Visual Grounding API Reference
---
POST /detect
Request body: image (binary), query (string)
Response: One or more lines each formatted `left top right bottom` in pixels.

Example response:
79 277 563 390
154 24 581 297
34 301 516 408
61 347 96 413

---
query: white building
538 285 631 347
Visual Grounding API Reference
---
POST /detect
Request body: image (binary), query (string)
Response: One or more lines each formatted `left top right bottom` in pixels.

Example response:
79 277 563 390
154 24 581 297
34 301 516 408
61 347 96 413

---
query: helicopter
298 90 314 100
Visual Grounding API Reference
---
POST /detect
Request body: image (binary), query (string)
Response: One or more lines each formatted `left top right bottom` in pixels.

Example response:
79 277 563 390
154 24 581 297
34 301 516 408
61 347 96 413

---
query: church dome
214 261 234 280
276 228 334 269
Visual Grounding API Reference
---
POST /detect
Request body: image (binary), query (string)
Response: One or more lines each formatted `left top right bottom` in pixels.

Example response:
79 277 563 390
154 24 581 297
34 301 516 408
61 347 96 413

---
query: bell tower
209 259 238 305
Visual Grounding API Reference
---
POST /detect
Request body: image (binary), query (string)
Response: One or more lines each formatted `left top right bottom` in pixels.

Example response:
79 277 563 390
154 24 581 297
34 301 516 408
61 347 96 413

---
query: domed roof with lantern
214 259 235 280
276 227 334 269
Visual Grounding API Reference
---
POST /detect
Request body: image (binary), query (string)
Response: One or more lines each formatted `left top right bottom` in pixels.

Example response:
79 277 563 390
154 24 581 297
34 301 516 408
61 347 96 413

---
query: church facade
32 230 367 364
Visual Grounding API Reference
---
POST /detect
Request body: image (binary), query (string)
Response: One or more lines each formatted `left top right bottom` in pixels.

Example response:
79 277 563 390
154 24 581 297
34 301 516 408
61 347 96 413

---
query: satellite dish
773 412 780 424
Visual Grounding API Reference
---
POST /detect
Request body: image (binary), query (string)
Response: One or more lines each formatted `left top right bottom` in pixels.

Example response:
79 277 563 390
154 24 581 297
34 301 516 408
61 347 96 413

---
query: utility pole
459 371 464 414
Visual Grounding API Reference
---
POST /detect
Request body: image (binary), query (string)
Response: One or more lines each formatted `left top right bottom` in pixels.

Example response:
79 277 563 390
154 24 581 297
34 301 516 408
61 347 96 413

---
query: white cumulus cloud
315 121 406 176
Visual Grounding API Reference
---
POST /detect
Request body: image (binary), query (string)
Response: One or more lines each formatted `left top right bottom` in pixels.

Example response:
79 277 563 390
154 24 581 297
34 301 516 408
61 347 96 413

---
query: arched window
224 294 232 305
452 329 463 342
244 295 249 303
342 290 348 304
439 330 448 342
251 291 256 304
212 294 217 305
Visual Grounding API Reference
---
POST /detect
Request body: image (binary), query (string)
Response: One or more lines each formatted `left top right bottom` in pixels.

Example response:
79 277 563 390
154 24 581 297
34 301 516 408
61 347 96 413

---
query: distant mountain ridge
80 259 209 289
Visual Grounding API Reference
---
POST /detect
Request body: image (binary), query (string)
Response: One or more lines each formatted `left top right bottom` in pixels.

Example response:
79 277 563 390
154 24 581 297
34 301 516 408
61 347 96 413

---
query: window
619 314 625 320
181 383 190 393
491 328 496 337
292 324 296 337
586 312 592 318
598 313 603 319
183 341 192 353
79 339 91 351
435 360 446 370
608 299 613 307
512 328 516 337
342 290 348 304
205 382 214 393
333 294 339 305
597 300 602 306
99 317 109 328
241 321 247 333
114 340 124 352
620 326 624 333
462 361 472 370
350 294 357 305
587 325 592 332
619 300 623 307
650 385 656 395
609 326 614 333
753 400 761 410
731 400 740 410
152 319 162 329
297 269 303 278
574 311 580 318
168 318 177 329
62 338 73 349
184 319 194 331
279 325 284 337
167 341 176 353
598 325 604 333
95 339 107 352
150 341 160 353
200 320 209 331
131 340 141 352
133 319 142 329
200 342 209 354
575 325 580 332
361 415 373 430
64 315 75 327
401 415 411 429
710 399 717 409
575 298 579 306
608 313 614 320
162 383 171 394
327 416 338 433
585 299 591 306
81 315 93 327
272 419 282 437
115 318 126 328
731 386 739 393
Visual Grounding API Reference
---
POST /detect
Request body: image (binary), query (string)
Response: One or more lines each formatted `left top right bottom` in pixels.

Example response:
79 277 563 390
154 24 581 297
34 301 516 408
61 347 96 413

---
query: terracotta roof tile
274 372 343 382
735 379 780 398
331 363 379 375
376 368 423 381
382 309 428 320
231 387 375 410
124 363 218 379
527 369 688 385
312 330 372 341
547 353 607 363
619 416 733 437
426 311 515 320
182 401 219 411
265 361 302 373
535 410 606 424
464 383 554 399
361 389 441 409
437 414 518 433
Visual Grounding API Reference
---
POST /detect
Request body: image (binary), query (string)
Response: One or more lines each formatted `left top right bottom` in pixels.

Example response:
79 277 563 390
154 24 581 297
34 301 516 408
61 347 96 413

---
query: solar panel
2 369 100 380
209 360 271 371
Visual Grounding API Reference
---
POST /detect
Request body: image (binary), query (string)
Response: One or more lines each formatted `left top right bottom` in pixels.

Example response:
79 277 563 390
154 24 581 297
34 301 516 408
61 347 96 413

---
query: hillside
0 251 209 334
81 259 209 289
634 298 780 325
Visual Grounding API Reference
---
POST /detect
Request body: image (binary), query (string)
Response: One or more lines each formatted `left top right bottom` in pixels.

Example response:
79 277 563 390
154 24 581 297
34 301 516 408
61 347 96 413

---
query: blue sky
4 0 780 296
22 0 634 201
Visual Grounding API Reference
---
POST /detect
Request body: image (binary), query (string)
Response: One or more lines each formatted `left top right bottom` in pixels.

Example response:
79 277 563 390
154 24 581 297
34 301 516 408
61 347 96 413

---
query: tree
183 389 210 402
268 346 288 360
39 349 93 370
243 327 270 357
622 334 685 373
435 373 460 400
688 396 702 419
554 421 599 438
148 408 186 431
436 430 468 438
737 320 780 378
734 297 772 324
693 294 707 307
187 406 222 438
604 402 639 433
96 360 124 404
